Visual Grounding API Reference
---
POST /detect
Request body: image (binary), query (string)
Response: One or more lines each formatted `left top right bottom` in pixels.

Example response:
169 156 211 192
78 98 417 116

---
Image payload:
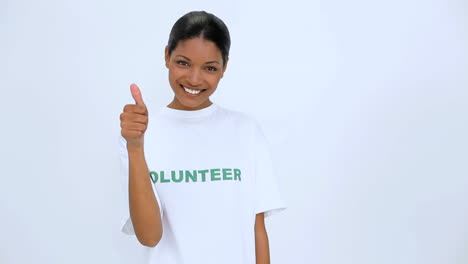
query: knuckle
124 104 137 113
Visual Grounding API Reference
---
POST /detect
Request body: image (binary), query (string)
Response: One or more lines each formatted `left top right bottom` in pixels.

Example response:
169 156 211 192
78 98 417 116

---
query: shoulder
215 104 259 129
214 105 267 145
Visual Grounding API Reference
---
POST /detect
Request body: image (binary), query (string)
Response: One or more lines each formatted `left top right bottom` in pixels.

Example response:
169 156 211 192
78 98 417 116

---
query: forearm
255 214 270 264
128 144 163 247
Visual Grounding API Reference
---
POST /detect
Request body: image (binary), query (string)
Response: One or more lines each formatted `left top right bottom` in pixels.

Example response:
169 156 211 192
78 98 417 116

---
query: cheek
206 74 222 86
168 68 183 82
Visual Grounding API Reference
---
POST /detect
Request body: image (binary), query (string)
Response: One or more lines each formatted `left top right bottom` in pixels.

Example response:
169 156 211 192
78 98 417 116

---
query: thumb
130 83 145 105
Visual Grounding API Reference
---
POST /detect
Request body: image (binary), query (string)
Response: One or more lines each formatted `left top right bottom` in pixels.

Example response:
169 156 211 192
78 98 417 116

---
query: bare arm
128 144 163 247
121 83 163 247
255 212 270 264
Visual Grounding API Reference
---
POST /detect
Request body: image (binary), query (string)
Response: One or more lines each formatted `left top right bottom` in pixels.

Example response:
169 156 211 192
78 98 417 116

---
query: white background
1 0 467 263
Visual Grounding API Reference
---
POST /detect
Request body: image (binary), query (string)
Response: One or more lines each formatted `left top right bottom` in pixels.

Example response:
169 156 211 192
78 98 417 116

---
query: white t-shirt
118 102 286 264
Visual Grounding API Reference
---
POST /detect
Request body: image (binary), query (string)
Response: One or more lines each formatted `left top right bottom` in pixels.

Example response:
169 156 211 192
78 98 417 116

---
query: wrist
127 141 144 154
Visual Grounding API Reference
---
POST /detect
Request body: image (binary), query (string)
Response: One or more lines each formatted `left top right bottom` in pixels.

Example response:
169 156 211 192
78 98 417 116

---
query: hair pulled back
167 11 230 65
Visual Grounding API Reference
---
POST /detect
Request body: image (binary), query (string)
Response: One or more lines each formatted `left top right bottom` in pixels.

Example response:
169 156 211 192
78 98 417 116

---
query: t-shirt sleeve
252 120 287 218
118 134 163 235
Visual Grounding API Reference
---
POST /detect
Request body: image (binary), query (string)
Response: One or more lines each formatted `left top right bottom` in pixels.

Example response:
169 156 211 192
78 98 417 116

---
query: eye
176 60 189 66
206 66 218 71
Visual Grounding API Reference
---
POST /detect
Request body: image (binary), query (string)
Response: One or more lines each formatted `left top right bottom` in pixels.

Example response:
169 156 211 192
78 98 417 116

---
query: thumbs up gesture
120 83 149 148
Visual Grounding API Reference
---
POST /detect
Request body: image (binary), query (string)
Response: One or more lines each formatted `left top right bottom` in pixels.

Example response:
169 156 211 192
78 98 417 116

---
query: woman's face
165 37 227 110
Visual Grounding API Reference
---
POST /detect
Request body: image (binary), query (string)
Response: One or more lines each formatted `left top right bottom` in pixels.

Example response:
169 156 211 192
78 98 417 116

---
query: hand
120 83 149 148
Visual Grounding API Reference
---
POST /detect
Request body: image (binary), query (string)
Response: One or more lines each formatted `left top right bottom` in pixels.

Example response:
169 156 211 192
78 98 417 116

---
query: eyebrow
176 55 220 64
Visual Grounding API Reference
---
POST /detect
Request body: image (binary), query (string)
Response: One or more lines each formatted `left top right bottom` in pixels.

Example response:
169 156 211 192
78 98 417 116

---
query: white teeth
183 86 201 94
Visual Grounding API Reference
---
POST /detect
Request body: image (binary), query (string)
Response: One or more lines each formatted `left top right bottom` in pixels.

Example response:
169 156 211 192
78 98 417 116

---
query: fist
120 83 148 148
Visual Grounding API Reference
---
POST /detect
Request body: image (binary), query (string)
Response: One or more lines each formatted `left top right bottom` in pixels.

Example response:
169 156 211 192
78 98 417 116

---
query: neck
167 97 213 111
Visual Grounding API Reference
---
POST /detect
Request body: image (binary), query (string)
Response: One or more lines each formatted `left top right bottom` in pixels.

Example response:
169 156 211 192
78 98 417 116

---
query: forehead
172 37 222 61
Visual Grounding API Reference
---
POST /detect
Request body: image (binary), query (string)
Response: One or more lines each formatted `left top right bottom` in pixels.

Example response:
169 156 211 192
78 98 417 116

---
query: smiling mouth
180 85 206 96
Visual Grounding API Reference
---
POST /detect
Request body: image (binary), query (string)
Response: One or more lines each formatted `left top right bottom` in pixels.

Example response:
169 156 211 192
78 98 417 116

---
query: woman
119 11 286 264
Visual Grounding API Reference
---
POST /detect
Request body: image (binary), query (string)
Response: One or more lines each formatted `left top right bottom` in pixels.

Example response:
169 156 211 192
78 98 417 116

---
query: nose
187 68 202 86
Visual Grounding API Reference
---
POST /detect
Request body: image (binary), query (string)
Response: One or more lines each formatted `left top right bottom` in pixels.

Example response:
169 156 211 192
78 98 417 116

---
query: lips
180 84 206 96
180 84 205 91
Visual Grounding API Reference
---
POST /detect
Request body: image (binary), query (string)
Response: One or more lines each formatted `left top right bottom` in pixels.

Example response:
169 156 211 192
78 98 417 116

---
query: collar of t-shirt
159 102 219 120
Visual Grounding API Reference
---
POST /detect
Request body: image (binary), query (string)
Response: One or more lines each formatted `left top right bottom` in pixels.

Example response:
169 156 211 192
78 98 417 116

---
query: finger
120 112 148 124
122 122 147 131
123 130 144 139
123 104 147 115
130 83 145 106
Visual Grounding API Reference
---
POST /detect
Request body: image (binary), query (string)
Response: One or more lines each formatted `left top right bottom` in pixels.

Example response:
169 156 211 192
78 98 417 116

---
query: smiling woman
164 11 230 110
165 37 226 110
118 10 286 264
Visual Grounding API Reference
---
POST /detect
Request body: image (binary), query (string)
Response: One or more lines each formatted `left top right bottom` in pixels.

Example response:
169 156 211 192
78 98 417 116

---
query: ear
164 46 170 69
220 57 228 78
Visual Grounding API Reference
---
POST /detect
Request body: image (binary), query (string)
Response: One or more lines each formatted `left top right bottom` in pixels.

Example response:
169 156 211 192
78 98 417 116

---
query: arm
128 144 163 247
255 212 270 264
